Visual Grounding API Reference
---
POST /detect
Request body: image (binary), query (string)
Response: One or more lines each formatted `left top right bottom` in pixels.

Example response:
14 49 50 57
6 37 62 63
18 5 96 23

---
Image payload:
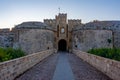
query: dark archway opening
58 39 67 51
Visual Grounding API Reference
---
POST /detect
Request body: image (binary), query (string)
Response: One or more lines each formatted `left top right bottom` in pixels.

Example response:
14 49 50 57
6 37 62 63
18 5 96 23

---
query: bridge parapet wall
0 49 55 80
73 49 120 80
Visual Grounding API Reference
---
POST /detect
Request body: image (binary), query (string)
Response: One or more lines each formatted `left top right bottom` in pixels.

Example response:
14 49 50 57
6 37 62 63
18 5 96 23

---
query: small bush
0 48 25 62
87 48 120 61
107 39 112 43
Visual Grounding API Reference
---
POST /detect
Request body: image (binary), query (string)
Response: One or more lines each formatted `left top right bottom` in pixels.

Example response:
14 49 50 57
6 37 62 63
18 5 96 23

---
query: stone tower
55 13 68 51
44 13 81 52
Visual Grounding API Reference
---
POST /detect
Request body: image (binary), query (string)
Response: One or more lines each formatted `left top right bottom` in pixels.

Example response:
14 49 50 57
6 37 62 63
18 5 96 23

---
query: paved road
52 52 74 80
15 52 112 80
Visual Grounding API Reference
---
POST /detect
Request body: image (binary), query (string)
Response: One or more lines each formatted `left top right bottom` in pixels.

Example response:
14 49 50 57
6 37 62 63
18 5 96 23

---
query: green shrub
0 48 10 62
0 47 25 62
87 48 120 61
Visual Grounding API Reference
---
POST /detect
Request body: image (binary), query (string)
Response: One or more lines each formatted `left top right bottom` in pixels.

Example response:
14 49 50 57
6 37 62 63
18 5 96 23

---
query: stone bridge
0 49 120 80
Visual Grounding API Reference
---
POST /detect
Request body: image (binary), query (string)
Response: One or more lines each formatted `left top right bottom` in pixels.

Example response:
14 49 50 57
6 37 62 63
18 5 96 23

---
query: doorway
58 39 67 51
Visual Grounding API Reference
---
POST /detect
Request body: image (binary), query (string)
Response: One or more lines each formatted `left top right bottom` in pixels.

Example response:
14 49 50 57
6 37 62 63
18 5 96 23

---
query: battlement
44 19 56 24
55 13 67 20
58 13 67 17
67 19 82 31
68 19 82 27
0 28 11 33
44 19 56 27
68 19 81 24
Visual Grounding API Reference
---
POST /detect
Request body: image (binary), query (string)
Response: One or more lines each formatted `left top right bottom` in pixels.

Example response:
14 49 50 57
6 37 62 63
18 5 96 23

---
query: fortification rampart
13 29 54 54
72 30 113 51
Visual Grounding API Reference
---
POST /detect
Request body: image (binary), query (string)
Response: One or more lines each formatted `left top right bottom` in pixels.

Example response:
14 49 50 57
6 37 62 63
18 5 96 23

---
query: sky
0 0 120 29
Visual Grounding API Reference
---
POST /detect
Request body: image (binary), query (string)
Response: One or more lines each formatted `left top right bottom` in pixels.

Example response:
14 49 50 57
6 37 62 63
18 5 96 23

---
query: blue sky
0 0 120 28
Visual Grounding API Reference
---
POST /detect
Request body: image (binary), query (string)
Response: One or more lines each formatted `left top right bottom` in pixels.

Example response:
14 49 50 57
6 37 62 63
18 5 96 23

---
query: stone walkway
15 52 112 80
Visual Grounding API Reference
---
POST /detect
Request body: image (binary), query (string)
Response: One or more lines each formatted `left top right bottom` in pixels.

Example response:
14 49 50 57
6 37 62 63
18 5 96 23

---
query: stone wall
113 30 120 48
44 19 56 30
68 19 81 31
14 29 54 54
73 21 120 49
0 29 14 48
72 30 113 51
73 49 120 80
0 49 54 80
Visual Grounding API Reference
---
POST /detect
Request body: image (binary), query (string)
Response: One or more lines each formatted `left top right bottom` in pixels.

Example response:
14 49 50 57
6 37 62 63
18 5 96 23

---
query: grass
0 47 25 62
87 48 120 61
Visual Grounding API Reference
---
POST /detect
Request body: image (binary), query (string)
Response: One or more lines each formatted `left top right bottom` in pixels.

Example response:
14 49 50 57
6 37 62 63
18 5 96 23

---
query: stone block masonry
72 30 113 51
73 49 120 80
14 29 54 54
0 49 55 80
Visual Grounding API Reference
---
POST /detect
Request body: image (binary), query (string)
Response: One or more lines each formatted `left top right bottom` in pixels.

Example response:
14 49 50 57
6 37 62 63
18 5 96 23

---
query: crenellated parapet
55 13 67 25
73 20 120 31
44 19 57 31
44 19 56 26
0 28 10 33
57 13 67 18
68 19 81 26
68 19 82 31
14 21 54 30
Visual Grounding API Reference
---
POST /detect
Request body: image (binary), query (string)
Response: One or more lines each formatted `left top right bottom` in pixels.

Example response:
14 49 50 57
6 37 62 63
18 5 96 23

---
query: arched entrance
58 39 67 51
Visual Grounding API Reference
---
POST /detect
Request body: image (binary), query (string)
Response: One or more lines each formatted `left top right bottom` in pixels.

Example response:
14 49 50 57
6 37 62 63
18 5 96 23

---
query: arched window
61 27 65 33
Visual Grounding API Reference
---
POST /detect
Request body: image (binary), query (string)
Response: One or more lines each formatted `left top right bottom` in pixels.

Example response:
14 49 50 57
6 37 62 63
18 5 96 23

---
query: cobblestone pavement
68 54 112 80
15 54 58 80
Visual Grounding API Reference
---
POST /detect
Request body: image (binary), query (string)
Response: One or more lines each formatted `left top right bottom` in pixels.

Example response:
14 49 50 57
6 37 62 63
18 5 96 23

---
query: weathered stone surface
113 30 120 48
15 22 53 30
68 53 111 80
73 49 120 80
72 30 113 51
0 49 54 80
15 52 113 80
73 21 120 48
73 21 120 30
14 29 54 54
0 29 14 47
15 53 58 80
